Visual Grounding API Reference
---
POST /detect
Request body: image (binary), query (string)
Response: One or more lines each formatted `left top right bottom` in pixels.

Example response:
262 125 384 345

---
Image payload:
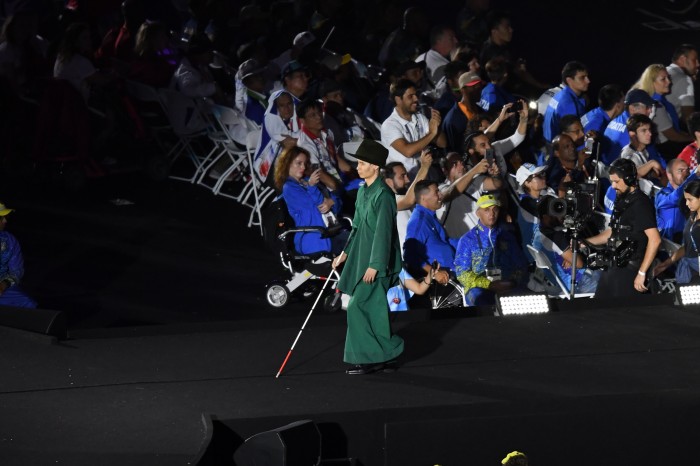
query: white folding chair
231 129 275 235
124 80 171 152
157 88 210 182
527 245 594 300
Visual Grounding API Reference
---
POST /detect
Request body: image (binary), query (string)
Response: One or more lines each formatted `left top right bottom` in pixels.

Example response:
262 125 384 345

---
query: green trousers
344 276 404 364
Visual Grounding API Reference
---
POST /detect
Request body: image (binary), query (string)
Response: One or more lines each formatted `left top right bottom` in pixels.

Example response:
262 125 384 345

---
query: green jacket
338 178 402 295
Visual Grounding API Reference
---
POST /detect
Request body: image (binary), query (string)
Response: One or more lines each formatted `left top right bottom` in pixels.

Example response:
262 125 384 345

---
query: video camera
547 182 596 233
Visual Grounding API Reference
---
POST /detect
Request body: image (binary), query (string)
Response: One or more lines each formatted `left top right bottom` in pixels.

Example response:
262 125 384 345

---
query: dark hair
57 22 89 63
296 98 323 119
274 146 310 190
486 10 510 32
672 43 698 62
559 115 582 134
610 157 637 186
463 131 484 152
485 57 508 82
561 60 588 83
626 113 653 133
687 112 700 135
384 162 405 180
439 152 462 176
444 60 469 82
598 84 624 111
390 78 417 100
467 114 491 133
685 179 700 198
414 179 437 202
429 25 453 46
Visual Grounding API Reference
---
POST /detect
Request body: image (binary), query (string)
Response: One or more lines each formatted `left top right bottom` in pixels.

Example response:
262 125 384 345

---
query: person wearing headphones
584 158 661 297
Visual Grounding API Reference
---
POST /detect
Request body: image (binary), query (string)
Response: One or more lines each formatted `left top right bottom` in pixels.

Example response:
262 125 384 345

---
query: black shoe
345 363 382 375
382 359 399 373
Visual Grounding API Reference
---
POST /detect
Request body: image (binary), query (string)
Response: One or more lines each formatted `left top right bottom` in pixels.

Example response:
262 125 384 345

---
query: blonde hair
631 64 666 96
134 20 167 57
273 146 310 191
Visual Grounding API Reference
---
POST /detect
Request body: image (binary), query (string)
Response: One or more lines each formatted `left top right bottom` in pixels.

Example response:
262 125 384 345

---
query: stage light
496 293 550 316
676 285 700 306
528 100 538 110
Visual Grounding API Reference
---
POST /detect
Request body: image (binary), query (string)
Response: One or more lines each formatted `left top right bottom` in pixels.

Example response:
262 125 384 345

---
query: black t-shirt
611 189 657 262
683 216 700 259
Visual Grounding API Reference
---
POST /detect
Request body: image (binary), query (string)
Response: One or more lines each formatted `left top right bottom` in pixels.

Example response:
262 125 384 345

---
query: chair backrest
125 80 161 103
158 88 207 135
246 129 262 156
662 237 682 255
526 244 569 297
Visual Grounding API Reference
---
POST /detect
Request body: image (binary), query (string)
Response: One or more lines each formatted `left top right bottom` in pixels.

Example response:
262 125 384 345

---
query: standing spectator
170 34 227 102
666 44 699 126
378 6 429 67
433 60 470 119
381 78 446 177
543 61 590 142
332 140 404 375
0 202 36 308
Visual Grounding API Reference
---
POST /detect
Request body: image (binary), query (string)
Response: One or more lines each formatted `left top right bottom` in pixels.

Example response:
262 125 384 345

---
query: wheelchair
263 197 348 313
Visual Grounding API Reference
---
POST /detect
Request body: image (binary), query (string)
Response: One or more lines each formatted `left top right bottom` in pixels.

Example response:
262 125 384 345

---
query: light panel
497 293 550 316
677 285 700 306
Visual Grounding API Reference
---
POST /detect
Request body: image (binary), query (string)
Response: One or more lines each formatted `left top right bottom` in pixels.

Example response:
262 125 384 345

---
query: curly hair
273 146 311 191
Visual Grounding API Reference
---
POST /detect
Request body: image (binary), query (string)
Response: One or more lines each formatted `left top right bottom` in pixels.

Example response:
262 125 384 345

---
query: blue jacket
581 106 611 135
478 82 515 113
543 86 586 142
656 173 697 240
282 177 342 255
454 221 529 293
601 110 629 165
404 204 458 273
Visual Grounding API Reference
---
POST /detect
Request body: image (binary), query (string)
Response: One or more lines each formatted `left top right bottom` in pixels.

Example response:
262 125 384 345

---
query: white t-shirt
651 103 674 144
666 63 695 117
53 54 96 101
436 176 489 239
381 108 430 173
416 49 450 87
395 193 413 257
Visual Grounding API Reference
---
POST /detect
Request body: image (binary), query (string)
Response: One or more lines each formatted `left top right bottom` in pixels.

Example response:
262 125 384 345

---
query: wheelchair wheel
323 293 342 313
266 283 290 308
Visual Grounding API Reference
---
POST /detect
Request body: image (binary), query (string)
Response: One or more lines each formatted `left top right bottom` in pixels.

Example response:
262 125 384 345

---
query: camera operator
584 158 662 297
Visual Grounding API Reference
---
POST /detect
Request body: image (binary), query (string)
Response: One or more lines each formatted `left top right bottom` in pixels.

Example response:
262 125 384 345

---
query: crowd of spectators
2 0 700 306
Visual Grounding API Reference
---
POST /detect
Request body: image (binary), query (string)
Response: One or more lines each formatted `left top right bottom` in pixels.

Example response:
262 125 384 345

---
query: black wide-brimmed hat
354 139 388 167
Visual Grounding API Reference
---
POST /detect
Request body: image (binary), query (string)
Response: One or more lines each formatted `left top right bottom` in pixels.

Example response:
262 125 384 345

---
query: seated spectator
296 98 355 193
454 194 529 306
443 71 484 152
234 58 268 126
54 22 116 102
536 195 601 294
171 35 230 103
415 25 457 90
270 31 315 75
515 163 555 259
129 20 176 89
381 78 446 178
656 158 697 242
318 79 365 149
94 0 144 66
478 56 516 113
543 61 590 142
280 59 309 102
404 180 458 283
631 63 692 159
274 146 347 255
253 90 301 185
387 265 436 312
678 112 700 171
437 154 492 238
601 89 656 165
654 180 700 284
581 84 624 136
620 114 666 186
0 12 50 95
0 202 36 308
432 60 470 119
545 133 590 196
377 6 428 67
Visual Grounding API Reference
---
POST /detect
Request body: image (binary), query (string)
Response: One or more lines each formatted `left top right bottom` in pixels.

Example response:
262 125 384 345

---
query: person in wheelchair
274 146 349 256
454 194 529 306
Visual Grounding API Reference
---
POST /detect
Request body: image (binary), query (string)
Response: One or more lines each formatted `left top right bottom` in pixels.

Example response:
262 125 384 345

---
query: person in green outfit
332 139 405 375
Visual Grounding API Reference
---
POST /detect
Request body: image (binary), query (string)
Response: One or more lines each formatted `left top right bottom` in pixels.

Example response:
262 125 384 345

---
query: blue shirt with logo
543 86 586 142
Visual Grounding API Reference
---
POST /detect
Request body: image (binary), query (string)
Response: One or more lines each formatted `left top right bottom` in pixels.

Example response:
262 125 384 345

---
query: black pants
594 265 643 299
